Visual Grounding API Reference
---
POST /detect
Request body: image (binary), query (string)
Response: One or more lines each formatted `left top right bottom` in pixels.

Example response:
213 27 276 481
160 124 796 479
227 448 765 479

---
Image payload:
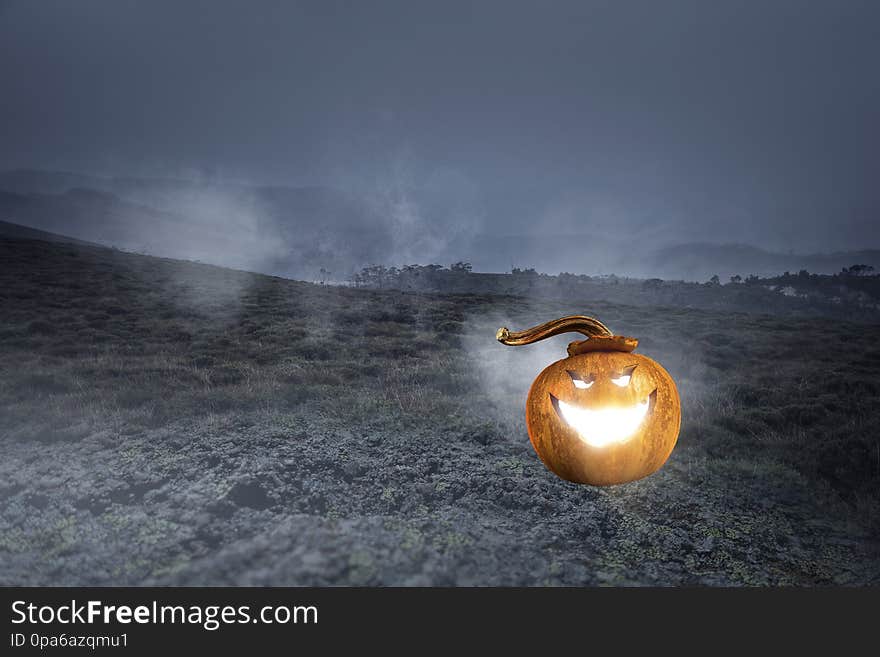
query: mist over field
1 169 878 283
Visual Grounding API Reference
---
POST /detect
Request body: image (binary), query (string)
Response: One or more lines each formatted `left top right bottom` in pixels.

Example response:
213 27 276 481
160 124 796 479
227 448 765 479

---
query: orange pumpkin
497 316 680 486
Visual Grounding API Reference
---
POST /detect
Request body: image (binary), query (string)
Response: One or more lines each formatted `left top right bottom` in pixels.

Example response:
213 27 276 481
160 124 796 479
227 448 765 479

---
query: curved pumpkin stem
496 315 638 354
496 315 613 345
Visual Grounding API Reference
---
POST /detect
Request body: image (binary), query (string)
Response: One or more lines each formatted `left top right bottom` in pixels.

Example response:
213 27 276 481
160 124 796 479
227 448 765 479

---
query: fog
1 0 878 279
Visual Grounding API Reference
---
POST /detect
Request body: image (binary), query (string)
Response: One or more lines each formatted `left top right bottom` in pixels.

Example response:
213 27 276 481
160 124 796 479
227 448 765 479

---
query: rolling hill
1 231 878 584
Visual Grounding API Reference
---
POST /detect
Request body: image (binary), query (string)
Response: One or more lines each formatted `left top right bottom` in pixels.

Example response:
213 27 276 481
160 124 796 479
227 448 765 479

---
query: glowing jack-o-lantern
497 315 680 486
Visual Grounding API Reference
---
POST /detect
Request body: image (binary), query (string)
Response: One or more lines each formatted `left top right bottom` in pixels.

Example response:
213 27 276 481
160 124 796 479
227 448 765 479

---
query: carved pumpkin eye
567 370 594 389
610 365 637 387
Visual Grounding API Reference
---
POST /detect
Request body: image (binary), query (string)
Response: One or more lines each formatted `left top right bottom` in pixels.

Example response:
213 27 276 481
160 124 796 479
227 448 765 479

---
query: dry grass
1 236 878 584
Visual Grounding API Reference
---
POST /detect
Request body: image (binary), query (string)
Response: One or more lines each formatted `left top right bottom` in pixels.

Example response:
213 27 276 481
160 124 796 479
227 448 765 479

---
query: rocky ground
1 236 878 585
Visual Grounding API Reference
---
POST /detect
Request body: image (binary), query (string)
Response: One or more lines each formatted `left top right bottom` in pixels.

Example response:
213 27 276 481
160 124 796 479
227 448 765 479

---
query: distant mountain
448 234 880 281
648 242 880 281
0 169 460 279
0 188 171 247
0 170 396 278
1 169 877 282
0 188 291 274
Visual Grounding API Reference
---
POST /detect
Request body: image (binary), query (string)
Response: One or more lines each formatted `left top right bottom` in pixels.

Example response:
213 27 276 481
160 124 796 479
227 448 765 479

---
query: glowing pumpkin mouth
550 390 657 448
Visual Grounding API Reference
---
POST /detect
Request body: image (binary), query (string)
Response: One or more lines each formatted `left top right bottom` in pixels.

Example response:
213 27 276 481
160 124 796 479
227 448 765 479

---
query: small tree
729 274 742 284
843 264 875 276
708 274 720 286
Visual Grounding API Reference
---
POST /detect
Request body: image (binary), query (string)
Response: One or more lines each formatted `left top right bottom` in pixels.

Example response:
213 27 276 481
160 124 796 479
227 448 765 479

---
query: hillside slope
1 235 878 585
0 169 453 279
3 169 879 281
0 218 100 246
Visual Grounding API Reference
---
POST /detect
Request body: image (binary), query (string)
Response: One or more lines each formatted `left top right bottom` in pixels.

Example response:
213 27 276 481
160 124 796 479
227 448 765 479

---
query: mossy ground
1 238 878 584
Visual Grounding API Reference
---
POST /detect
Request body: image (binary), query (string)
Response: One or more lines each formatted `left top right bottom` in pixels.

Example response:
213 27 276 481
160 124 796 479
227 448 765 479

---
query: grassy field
1 236 878 585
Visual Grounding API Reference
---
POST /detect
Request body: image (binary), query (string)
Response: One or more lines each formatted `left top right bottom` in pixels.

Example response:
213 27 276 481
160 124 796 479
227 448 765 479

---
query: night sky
1 0 878 254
